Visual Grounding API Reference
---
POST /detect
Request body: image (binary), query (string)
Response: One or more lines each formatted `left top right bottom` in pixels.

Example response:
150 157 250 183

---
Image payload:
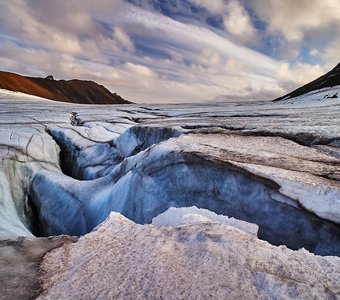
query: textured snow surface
0 88 339 256
152 206 259 235
38 212 340 299
0 87 340 298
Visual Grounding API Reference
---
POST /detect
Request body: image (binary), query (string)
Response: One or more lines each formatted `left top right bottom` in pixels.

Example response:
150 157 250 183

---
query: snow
152 206 259 235
0 89 59 102
37 212 340 299
279 86 340 105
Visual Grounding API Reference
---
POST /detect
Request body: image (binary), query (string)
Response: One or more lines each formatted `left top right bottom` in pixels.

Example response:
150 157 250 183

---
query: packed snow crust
37 212 340 300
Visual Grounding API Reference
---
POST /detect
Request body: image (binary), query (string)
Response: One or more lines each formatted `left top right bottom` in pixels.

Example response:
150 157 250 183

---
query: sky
0 0 339 103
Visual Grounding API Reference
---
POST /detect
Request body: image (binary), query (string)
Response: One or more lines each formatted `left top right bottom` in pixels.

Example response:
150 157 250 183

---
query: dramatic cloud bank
0 0 338 103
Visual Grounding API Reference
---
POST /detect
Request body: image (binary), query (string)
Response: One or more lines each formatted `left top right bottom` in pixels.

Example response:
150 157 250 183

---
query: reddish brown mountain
0 71 130 104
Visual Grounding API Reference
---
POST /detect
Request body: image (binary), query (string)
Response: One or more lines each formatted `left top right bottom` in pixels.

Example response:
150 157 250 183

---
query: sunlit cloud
0 0 337 103
223 1 257 43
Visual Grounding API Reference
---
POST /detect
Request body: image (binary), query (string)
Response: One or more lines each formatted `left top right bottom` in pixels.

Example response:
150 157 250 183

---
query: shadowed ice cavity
30 138 340 256
48 125 183 180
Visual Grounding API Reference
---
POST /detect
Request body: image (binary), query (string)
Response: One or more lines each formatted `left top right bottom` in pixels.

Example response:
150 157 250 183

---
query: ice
152 206 259 235
0 88 339 256
26 138 340 256
0 169 33 237
113 125 183 157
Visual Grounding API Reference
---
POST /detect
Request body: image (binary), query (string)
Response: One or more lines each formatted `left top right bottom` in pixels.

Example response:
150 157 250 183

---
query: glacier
0 89 340 254
0 88 339 299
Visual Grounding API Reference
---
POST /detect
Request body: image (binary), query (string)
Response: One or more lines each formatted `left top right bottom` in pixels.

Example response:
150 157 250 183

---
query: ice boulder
152 206 259 235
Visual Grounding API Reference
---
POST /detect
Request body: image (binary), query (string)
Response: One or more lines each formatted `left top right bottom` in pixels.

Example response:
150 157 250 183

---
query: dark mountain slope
0 71 130 104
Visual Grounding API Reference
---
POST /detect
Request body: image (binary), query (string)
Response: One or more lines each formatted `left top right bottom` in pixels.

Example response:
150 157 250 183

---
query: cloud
198 48 222 67
320 39 340 69
113 28 135 52
187 0 225 14
0 1 336 103
123 62 156 77
240 0 340 68
123 5 277 71
276 62 324 91
223 1 257 43
250 0 340 42
0 0 126 61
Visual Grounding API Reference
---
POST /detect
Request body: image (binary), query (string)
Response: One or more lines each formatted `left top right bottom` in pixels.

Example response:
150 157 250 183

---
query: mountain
0 71 130 104
274 62 340 101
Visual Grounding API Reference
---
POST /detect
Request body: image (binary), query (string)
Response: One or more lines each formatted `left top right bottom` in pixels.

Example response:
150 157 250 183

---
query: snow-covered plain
0 88 339 256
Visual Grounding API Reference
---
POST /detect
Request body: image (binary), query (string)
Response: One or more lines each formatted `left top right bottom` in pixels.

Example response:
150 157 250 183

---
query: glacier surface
0 88 339 257
0 88 340 299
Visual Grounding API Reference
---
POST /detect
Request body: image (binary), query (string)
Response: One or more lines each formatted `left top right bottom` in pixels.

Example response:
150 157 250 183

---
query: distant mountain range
1 63 339 104
274 62 340 101
0 71 130 104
